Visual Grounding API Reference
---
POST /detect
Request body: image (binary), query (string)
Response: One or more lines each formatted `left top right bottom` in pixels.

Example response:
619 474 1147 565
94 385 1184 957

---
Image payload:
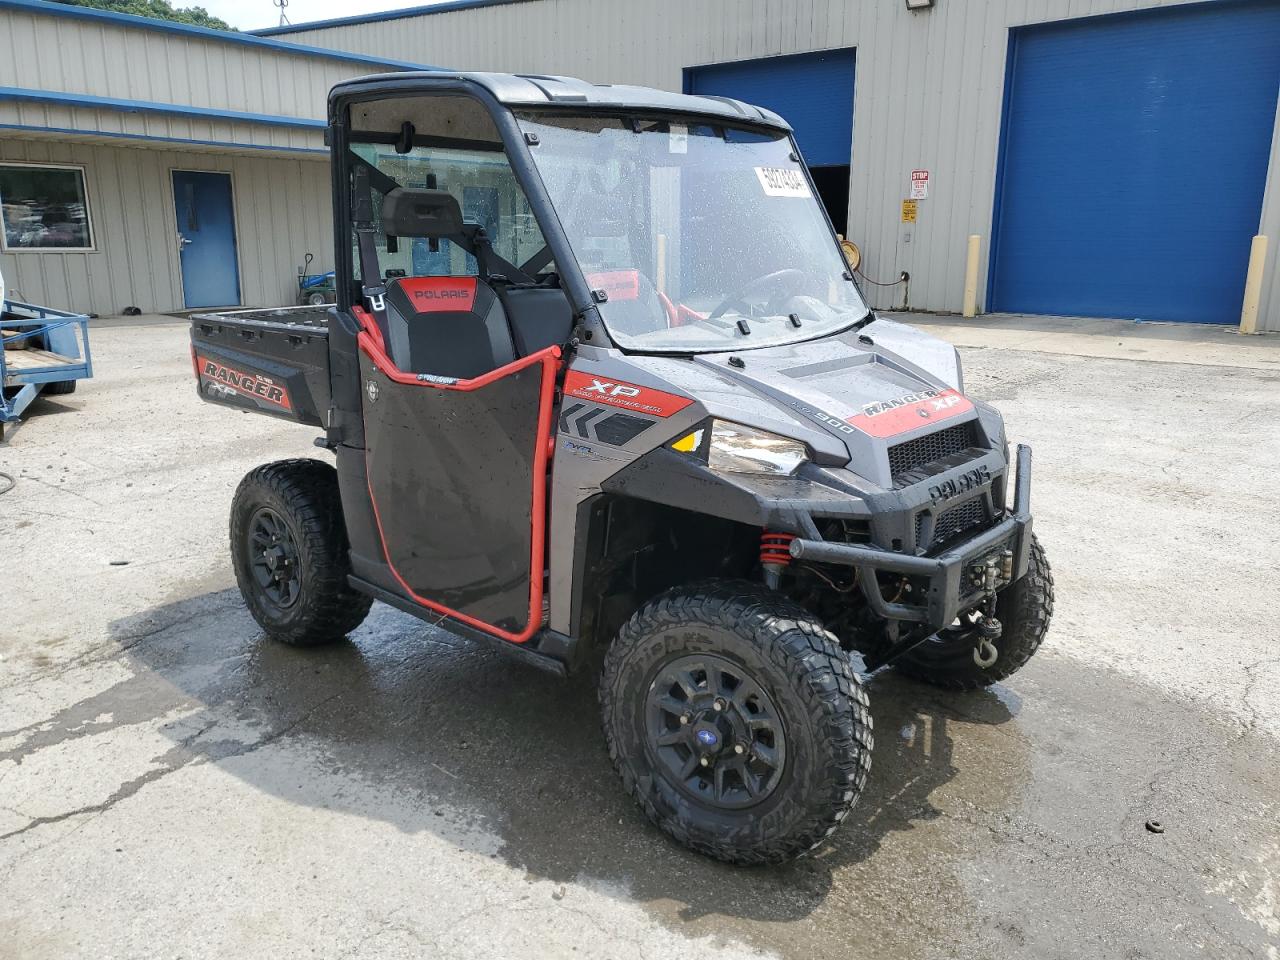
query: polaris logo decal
847 388 974 439
200 357 291 410
929 465 991 503
413 288 470 301
563 370 693 418
396 276 477 313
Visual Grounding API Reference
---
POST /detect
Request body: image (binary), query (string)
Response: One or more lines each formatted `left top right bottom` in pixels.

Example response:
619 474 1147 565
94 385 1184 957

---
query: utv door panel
357 336 559 642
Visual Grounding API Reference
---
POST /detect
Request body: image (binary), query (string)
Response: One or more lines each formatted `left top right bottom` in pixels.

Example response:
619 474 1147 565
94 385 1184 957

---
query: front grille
916 497 990 551
888 421 983 488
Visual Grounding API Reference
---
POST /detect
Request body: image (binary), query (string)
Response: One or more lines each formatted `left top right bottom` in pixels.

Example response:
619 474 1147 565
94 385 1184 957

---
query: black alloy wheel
646 654 786 810
230 459 372 646
247 506 301 609
601 580 873 864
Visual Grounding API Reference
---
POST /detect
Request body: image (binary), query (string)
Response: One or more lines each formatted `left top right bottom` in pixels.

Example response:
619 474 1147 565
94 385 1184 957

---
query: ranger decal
846 388 973 438
199 357 291 410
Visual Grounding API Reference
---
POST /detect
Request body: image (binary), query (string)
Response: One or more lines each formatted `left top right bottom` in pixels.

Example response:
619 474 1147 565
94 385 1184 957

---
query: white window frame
0 161 96 253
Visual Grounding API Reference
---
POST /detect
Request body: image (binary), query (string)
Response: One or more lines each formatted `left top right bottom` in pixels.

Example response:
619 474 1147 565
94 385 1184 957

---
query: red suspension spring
760 532 796 568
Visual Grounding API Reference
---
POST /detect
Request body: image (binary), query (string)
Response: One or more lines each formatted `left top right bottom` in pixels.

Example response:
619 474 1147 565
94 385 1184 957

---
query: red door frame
353 306 560 644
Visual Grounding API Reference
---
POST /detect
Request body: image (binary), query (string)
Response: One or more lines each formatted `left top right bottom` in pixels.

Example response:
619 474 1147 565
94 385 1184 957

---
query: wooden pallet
3 346 75 371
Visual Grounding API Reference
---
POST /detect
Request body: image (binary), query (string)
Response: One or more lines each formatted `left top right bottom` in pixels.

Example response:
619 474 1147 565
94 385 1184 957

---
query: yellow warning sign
901 199 918 223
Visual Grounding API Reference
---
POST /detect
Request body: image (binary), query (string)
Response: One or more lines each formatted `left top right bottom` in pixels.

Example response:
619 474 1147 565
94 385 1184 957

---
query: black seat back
495 283 574 356
384 276 515 379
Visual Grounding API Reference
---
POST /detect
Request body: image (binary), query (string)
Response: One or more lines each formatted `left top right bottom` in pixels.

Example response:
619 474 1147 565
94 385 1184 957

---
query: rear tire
230 458 372 646
600 581 873 865
43 380 77 395
893 534 1054 690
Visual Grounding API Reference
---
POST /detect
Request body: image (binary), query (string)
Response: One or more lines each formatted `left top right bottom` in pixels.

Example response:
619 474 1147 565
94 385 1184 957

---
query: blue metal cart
1 294 93 441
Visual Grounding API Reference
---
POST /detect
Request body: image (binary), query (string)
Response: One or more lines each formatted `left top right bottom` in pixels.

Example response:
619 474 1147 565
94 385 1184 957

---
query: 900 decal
198 356 291 410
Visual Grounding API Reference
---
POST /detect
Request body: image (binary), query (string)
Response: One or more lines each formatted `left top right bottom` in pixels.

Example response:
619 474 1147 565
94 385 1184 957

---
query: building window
0 164 94 251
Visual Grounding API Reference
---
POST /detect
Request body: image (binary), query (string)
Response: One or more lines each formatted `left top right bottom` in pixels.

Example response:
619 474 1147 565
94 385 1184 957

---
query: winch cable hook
972 593 1002 668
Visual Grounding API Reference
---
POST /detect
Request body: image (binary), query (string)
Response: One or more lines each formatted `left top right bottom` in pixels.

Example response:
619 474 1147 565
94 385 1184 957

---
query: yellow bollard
1239 234 1268 335
962 234 981 318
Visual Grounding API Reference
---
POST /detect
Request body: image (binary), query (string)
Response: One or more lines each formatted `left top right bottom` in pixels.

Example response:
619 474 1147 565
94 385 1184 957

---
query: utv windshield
517 113 867 353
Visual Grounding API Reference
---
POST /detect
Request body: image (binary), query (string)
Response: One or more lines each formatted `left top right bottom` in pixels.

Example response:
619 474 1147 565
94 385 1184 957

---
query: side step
348 576 575 677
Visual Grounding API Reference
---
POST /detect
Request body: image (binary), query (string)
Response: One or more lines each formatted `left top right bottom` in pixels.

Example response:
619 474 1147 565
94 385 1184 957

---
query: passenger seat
494 278 574 357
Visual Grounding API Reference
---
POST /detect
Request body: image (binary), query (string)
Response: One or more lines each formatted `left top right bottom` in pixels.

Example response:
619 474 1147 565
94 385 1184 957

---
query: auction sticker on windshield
755 167 811 198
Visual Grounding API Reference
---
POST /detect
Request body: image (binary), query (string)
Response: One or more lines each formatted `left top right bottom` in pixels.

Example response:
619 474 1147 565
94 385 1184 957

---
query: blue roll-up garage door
990 2 1280 323
685 49 856 167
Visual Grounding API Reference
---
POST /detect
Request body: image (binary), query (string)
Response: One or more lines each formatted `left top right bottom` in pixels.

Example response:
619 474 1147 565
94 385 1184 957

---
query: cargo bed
190 306 331 427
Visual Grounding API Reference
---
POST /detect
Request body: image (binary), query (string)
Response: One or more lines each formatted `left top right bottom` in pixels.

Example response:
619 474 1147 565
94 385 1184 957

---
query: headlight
706 422 807 475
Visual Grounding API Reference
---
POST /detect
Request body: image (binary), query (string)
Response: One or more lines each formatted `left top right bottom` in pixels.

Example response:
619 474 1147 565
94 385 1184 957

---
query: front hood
684 325 980 487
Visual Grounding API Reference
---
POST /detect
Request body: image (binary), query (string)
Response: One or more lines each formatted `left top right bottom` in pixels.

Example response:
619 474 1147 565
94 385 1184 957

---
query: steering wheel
708 268 811 320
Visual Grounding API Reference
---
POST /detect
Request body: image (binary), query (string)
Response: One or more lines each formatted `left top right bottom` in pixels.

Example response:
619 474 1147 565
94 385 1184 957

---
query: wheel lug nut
699 756 710 767
734 744 744 755
680 715 690 725
713 699 725 712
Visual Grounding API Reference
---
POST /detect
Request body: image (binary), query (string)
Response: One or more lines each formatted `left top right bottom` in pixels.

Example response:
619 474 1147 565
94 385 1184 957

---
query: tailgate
190 306 330 427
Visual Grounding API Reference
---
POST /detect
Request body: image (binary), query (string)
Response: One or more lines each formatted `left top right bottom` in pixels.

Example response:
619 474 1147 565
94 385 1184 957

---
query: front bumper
789 445 1035 631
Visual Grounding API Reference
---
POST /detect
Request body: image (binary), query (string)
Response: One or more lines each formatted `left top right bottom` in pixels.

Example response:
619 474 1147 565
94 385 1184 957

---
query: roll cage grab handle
329 79 608 342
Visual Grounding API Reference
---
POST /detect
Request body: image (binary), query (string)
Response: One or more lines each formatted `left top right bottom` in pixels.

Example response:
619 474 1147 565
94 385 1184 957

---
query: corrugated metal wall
0 137 332 314
278 0 1280 332
0 101 324 154
0 4 396 314
0 7 372 123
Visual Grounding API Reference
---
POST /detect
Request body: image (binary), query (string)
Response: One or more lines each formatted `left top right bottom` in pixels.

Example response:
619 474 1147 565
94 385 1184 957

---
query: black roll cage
328 74 863 352
329 77 607 342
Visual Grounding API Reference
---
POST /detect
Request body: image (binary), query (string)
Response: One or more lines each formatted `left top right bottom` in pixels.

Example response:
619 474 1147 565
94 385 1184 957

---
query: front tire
600 581 873 865
230 459 372 646
893 534 1054 690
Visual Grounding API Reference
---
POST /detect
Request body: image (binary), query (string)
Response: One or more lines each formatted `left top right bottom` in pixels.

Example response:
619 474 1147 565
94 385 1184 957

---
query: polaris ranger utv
191 72 1052 865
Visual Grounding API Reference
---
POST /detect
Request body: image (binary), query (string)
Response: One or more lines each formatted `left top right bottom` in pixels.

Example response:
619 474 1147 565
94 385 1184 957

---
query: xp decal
846 388 973 439
198 356 291 410
563 371 693 418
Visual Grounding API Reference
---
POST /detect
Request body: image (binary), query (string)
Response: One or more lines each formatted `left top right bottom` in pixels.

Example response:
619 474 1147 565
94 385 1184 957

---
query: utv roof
329 71 792 132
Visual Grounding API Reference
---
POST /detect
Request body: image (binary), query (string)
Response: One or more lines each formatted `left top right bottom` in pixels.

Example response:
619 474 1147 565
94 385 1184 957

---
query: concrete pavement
1 315 1277 959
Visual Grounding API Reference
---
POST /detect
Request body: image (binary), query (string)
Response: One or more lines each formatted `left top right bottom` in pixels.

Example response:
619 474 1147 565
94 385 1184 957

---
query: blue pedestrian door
172 171 241 309
989 1 1280 323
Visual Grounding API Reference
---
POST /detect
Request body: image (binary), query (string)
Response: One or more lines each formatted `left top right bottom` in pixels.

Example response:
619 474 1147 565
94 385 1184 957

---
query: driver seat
377 188 515 379
383 276 515 379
